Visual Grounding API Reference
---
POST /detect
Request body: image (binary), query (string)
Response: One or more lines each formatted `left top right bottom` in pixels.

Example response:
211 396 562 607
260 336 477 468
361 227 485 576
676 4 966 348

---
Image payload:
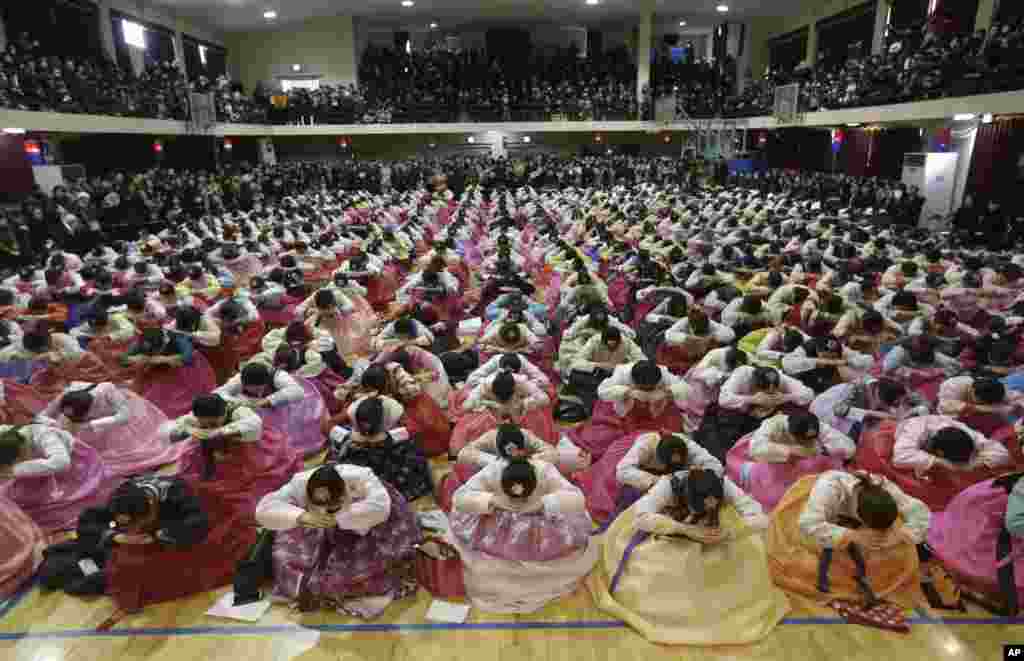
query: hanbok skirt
132 354 218 420
567 401 684 459
257 377 328 458
76 390 188 477
872 365 946 404
86 337 140 388
0 379 47 425
0 358 45 384
853 421 1014 511
271 482 421 613
574 432 649 525
402 392 451 458
106 483 257 611
738 329 780 368
451 408 559 455
654 342 702 376
258 300 302 329
0 496 45 599
307 368 348 416
767 475 921 605
1 440 115 534
448 507 597 613
726 436 846 511
450 507 592 563
329 439 433 502
176 427 304 517
928 479 1024 605
29 353 113 401
587 506 790 646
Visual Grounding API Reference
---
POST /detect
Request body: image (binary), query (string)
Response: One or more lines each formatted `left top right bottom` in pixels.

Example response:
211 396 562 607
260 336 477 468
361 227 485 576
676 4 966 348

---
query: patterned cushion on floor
829 599 910 633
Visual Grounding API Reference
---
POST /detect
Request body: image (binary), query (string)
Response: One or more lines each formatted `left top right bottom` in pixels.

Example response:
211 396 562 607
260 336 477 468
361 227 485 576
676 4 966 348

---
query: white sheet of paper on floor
206 591 272 622
78 558 100 576
417 509 451 536
425 599 471 624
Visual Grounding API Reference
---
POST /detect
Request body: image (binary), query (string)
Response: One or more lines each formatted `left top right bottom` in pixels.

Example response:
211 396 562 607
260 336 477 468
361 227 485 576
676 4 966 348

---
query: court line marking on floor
4 615 1024 641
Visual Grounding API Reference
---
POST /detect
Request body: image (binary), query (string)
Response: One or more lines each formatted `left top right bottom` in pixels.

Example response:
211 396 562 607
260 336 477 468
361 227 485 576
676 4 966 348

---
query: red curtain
0 136 35 198
842 129 882 177
967 118 1024 202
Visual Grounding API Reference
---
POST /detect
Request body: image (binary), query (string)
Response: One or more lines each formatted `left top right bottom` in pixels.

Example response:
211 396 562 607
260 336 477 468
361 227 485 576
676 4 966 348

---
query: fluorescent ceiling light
199 45 208 66
467 136 475 143
847 123 861 127
953 113 976 121
263 10 277 19
982 113 993 124
430 22 439 28
585 0 600 5
679 21 687 26
292 64 302 72
3 128 27 135
522 136 531 143
716 4 729 12
401 1 415 6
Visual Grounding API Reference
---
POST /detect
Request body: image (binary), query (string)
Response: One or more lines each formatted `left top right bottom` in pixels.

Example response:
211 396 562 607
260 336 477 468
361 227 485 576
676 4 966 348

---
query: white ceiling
151 0 809 33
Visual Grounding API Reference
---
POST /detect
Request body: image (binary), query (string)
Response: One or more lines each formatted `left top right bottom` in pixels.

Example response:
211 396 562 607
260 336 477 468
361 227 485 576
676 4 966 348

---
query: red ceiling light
663 134 672 143
594 134 603 143
23 140 41 155
153 140 164 153
224 138 234 150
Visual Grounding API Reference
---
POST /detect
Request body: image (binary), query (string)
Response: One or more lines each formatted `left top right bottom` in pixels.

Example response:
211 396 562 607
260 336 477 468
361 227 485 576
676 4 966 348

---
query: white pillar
806 22 817 68
975 0 997 32
0 13 7 51
173 20 187 76
871 0 889 55
99 0 117 63
637 3 653 111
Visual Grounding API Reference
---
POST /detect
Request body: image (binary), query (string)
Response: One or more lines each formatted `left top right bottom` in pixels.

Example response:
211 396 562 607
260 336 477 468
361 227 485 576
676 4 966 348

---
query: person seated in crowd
0 422 114 533
325 396 433 502
856 414 1013 510
811 377 931 443
726 411 856 509
449 457 597 613
255 463 421 618
35 380 185 478
587 468 789 645
214 360 326 458
768 470 930 608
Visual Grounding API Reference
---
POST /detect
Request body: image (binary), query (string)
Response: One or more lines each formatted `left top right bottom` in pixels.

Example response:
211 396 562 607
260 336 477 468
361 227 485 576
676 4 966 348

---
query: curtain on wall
967 118 1024 204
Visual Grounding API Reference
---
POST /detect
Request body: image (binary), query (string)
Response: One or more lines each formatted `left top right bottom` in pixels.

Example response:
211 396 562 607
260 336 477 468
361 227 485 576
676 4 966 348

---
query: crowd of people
3 151 1024 641
724 17 1024 118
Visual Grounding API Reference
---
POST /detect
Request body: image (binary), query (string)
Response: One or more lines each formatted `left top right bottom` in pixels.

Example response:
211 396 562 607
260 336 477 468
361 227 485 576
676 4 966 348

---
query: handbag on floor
414 536 466 600
232 529 275 606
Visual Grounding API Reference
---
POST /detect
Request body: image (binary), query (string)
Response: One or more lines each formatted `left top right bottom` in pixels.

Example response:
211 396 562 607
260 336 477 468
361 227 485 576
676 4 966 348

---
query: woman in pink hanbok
37 381 186 477
448 458 598 613
725 412 856 510
214 361 328 458
451 371 555 454
0 423 115 533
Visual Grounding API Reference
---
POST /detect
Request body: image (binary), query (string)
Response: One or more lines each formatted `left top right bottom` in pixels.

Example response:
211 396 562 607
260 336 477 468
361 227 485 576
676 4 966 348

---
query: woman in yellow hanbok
587 468 790 646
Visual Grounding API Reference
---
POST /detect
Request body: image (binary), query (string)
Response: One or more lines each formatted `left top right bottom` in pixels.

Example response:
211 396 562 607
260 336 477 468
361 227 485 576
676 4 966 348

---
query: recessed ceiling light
585 0 599 5
467 136 475 143
292 64 302 72
401 1 414 6
2 128 26 135
522 136 531 143
430 22 438 28
679 20 687 26
716 4 729 12
263 10 277 19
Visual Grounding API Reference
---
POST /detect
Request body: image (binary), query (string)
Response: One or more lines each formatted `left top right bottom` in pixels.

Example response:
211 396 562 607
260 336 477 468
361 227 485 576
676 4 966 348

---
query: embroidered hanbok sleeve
217 406 263 442
596 365 633 403
882 346 911 372
12 426 72 477
517 376 550 412
749 415 795 463
781 348 819 375
255 474 308 530
615 432 662 490
452 462 500 514
892 417 940 474
213 375 246 405
937 377 974 416
842 345 875 371
719 366 756 411
465 355 502 391
799 472 855 548
268 371 304 407
819 423 856 459
335 465 392 535
83 384 132 433
723 477 768 528
779 373 815 407
972 429 1011 470
52 333 85 361
539 463 587 515
192 315 221 347
634 477 684 534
